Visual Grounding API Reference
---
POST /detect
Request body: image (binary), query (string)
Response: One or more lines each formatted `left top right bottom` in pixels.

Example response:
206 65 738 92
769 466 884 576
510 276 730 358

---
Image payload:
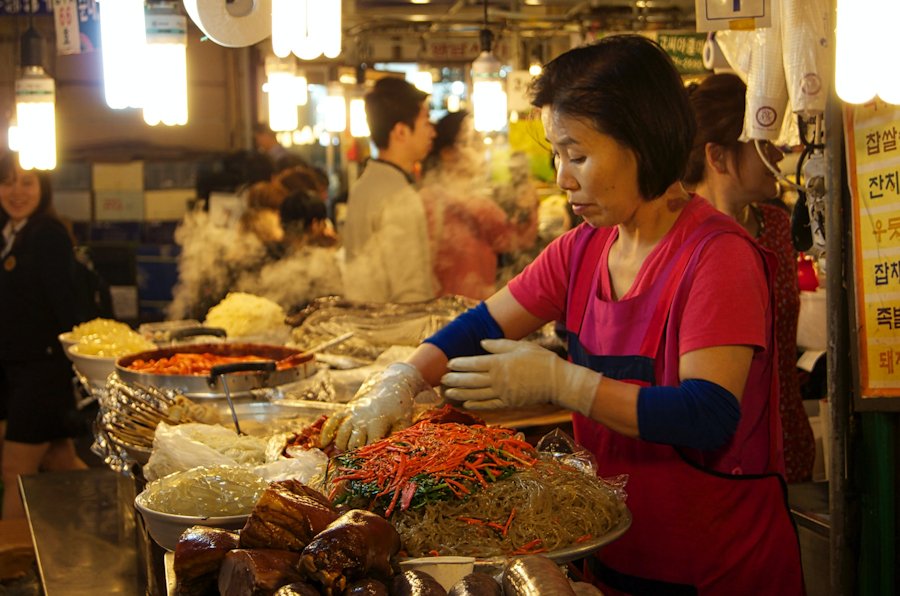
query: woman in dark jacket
0 151 87 519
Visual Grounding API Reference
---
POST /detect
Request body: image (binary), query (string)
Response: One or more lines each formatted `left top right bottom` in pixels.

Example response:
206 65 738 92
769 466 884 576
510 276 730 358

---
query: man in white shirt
342 77 436 303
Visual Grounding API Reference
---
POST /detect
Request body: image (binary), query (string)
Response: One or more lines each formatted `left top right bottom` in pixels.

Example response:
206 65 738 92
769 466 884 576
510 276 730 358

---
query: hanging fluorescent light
836 0 900 104
143 4 188 126
322 0 342 59
471 0 507 132
265 56 302 132
322 82 347 133
99 0 146 109
409 70 434 94
271 0 341 61
472 50 507 132
349 97 370 138
15 27 56 170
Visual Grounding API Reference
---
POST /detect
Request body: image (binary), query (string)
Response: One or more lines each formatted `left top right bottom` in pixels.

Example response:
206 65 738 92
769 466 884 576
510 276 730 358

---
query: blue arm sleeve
637 379 741 451
423 302 505 360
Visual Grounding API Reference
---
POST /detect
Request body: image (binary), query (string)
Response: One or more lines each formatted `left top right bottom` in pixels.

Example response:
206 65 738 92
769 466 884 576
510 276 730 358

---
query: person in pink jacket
420 111 537 300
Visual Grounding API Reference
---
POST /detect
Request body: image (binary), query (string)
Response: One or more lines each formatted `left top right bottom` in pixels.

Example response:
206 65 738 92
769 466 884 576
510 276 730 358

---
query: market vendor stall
42 293 611 596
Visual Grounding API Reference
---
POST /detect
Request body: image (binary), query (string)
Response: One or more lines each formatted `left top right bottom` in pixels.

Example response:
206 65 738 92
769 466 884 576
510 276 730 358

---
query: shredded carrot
502 507 517 537
511 538 546 555
330 420 539 516
575 534 593 543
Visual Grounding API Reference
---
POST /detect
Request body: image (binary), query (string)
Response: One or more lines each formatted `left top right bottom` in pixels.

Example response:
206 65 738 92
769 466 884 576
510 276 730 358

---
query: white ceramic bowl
399 556 476 590
58 332 78 351
133 492 248 551
65 348 117 387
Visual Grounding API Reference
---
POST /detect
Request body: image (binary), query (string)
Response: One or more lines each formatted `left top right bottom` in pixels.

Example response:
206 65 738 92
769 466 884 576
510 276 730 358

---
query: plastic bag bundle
781 0 831 118
742 0 788 142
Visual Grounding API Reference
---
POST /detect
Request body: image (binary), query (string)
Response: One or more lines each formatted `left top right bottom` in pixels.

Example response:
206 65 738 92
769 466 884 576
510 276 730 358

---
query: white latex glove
442 339 600 416
320 362 432 450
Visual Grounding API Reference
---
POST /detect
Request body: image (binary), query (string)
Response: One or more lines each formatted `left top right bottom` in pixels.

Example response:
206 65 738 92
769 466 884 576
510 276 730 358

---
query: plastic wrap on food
143 422 269 481
287 296 475 363
535 428 628 502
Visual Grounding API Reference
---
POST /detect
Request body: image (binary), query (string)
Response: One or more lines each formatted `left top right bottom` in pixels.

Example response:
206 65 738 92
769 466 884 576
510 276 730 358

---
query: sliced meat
217 549 303 596
273 581 321 596
392 570 448 596
346 577 390 595
240 479 339 551
502 556 576 596
299 509 401 595
173 526 240 596
448 572 502 596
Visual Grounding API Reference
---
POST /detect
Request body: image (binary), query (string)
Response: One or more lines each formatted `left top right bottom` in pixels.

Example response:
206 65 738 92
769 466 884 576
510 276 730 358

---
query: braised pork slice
273 581 321 596
393 570 448 596
217 549 303 596
240 479 339 551
346 578 389 595
173 526 240 596
298 509 400 595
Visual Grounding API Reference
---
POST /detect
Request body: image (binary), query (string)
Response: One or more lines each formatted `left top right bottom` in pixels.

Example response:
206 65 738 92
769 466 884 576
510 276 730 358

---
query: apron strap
565 224 607 334
563 214 737 359
636 217 733 356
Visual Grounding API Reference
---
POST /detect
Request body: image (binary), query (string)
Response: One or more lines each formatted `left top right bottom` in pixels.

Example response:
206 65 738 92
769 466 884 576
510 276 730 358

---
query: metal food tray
472 507 632 569
115 343 317 399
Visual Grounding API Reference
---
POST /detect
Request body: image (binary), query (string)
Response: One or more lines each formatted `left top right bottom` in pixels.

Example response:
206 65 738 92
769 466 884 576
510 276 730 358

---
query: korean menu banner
847 99 900 397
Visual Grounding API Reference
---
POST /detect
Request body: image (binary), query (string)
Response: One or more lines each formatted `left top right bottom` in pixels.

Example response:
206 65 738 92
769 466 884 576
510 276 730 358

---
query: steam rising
168 209 343 321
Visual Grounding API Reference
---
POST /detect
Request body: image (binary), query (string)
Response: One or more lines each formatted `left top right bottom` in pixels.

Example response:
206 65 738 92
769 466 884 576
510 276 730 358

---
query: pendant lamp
15 26 56 170
471 0 507 132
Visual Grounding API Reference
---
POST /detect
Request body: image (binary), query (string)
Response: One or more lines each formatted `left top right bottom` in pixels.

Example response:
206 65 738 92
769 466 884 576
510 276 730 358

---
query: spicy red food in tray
126 352 296 375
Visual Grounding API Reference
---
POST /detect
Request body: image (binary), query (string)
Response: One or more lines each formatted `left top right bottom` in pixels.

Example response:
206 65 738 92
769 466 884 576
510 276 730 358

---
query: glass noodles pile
323 420 625 558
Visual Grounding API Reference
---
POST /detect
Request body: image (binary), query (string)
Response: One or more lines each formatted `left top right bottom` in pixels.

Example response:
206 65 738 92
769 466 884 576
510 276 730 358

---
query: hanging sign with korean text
847 99 900 397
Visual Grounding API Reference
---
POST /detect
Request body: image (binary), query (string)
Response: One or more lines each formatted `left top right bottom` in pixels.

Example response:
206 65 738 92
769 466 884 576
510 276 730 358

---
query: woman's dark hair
530 35 695 200
365 77 429 150
280 191 327 233
0 151 54 227
423 110 469 174
683 73 746 186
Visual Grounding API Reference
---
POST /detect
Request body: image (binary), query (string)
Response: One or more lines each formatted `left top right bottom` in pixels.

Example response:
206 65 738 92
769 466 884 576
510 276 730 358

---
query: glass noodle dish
139 464 269 517
323 420 626 558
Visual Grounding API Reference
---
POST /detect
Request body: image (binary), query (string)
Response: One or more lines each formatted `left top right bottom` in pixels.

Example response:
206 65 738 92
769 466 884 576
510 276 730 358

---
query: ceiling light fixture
265 56 305 132
471 0 507 132
98 0 146 109
272 0 341 61
835 0 900 104
14 25 56 170
142 2 189 126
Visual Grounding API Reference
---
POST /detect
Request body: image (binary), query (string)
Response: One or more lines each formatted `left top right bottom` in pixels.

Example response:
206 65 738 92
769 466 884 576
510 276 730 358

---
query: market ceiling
345 0 697 36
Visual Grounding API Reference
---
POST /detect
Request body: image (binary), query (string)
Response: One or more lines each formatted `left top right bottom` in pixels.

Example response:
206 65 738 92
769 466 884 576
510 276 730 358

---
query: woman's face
730 140 784 202
542 106 643 228
0 165 42 224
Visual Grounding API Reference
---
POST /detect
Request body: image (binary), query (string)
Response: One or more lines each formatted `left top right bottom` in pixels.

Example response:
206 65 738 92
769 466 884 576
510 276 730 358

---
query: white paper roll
182 0 272 48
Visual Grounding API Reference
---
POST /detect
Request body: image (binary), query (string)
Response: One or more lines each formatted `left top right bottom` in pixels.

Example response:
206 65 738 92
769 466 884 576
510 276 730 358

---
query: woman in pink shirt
323 37 803 594
684 73 816 483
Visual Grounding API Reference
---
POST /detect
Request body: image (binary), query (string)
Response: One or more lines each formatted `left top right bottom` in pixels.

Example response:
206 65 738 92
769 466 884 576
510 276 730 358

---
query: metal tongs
208 332 354 435
209 361 276 435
